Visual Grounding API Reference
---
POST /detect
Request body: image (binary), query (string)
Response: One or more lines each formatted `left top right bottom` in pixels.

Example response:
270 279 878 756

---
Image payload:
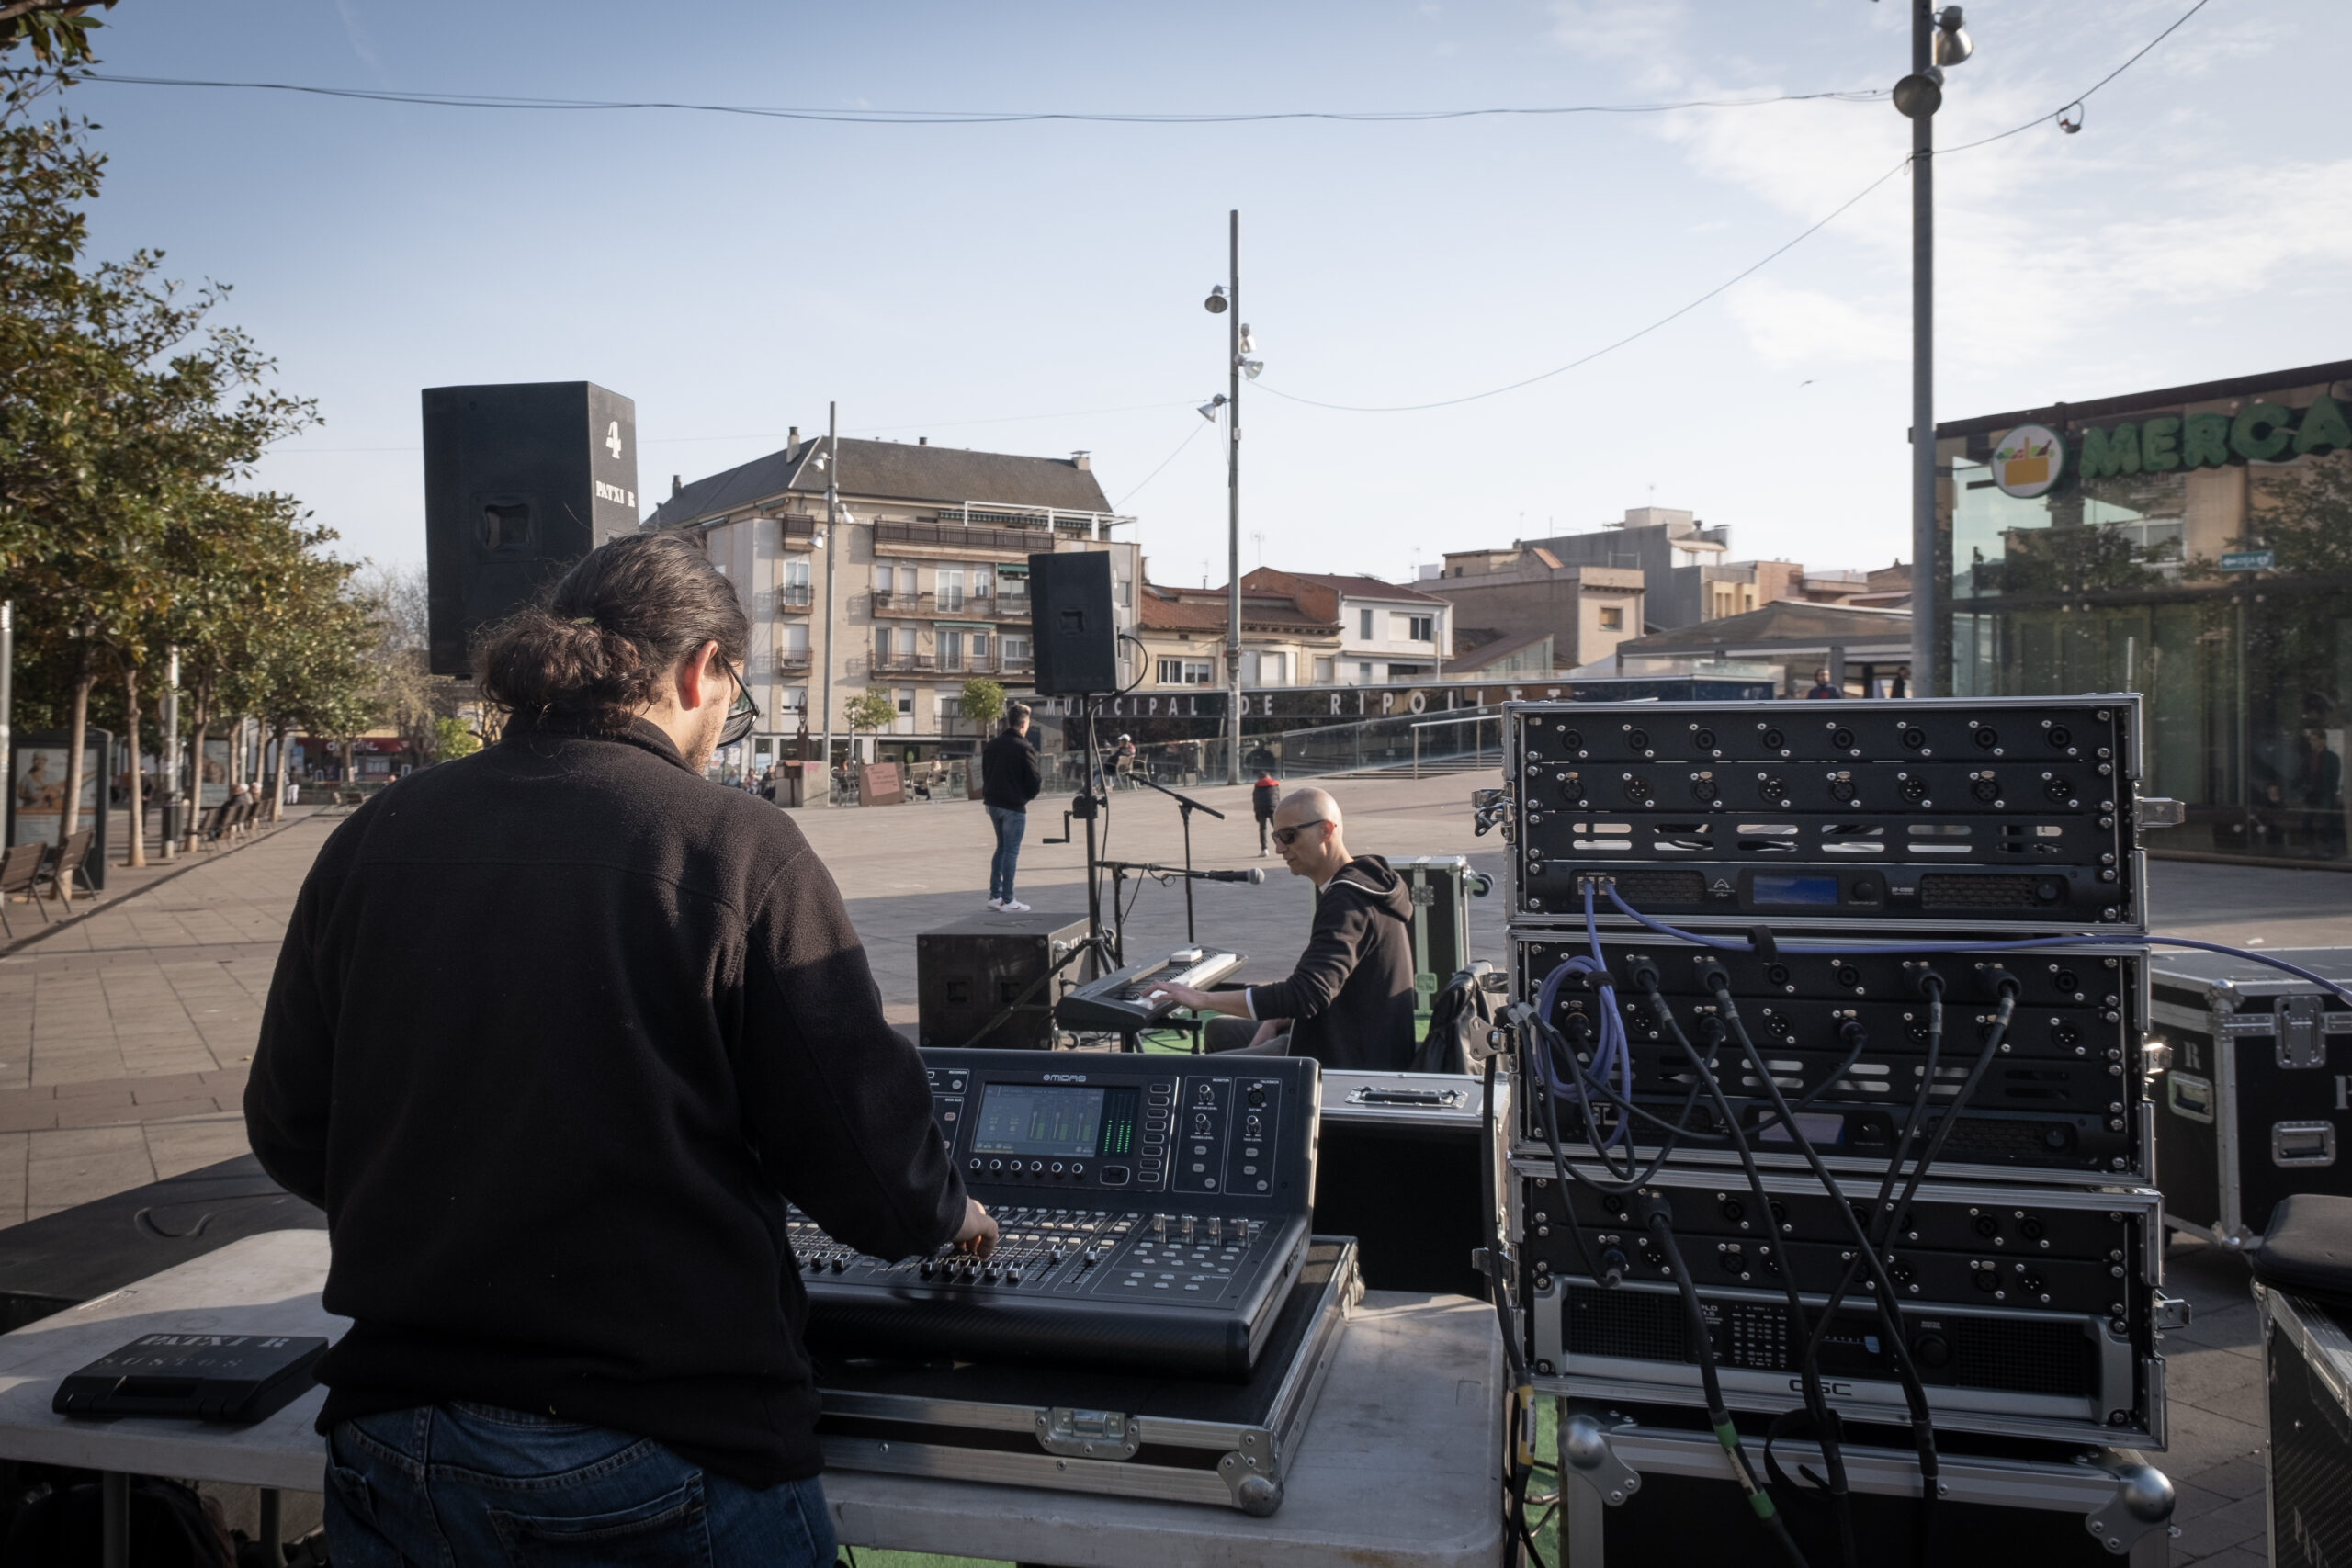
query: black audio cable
1640 973 1859 1568
1710 973 1943 1568
1637 1191 1813 1568
1482 1055 1555 1568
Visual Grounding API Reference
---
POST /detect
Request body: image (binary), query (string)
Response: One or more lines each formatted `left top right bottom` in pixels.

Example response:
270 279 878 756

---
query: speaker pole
1224 209 1243 787
819 400 840 801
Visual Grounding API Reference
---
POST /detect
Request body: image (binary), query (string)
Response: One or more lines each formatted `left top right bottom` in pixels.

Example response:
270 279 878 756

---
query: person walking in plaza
1252 769 1281 856
981 700 1042 913
245 534 995 1568
1805 666 1845 699
1113 733 1137 789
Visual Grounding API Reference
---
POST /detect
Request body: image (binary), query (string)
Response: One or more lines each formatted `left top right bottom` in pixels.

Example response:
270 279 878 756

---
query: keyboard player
1148 786 1418 1070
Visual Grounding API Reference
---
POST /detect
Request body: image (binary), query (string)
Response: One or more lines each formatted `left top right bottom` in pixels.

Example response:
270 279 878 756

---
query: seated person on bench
1150 786 1417 1070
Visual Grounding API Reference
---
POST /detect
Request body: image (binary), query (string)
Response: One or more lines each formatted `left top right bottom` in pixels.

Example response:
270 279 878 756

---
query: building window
936 568 965 612
1358 608 1374 640
1001 635 1032 671
1115 576 1133 609
781 557 811 608
1159 659 1214 685
1313 656 1336 683
973 566 993 601
897 688 915 717
1408 615 1433 642
1599 606 1623 631
778 687 808 716
874 626 892 667
780 624 810 656
938 629 965 671
1250 651 1289 687
1357 661 1374 683
972 631 989 661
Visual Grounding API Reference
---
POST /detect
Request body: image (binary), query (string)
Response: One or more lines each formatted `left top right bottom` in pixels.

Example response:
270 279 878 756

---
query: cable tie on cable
1748 925 1781 967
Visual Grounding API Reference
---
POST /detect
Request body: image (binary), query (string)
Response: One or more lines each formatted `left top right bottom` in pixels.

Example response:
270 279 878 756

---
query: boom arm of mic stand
1133 773 1227 818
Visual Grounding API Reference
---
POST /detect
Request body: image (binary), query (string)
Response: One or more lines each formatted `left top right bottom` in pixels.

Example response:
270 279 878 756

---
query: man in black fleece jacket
245 535 993 1567
1152 785 1418 1071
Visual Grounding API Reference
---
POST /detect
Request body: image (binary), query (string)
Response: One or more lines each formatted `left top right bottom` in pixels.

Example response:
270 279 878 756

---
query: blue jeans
988 805 1026 902
325 1404 836 1568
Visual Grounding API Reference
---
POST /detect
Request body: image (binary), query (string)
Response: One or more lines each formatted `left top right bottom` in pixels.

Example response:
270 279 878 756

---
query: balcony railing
872 589 1035 621
875 519 1069 556
869 651 939 675
775 582 813 612
772 649 812 671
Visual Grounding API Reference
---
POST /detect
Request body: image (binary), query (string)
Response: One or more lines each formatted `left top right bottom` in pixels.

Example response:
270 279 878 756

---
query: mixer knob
830 1257 848 1272
1209 1217 1223 1243
1081 1250 1099 1269
1182 1215 1195 1240
919 1259 936 1280
1153 1214 1168 1236
1006 1268 1023 1284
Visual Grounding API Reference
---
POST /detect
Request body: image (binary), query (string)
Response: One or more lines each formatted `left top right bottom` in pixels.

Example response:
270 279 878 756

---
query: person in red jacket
1251 771 1281 855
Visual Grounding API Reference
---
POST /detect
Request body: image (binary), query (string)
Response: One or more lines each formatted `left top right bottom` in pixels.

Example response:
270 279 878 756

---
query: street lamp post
1223 212 1243 784
1894 4 1973 698
818 400 841 804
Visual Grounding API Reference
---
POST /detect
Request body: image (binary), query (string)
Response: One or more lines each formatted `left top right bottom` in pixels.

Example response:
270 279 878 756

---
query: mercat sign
1998 396 2352 498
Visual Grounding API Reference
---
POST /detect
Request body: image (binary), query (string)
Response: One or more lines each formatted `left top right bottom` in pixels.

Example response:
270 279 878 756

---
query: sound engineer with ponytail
247 533 993 1568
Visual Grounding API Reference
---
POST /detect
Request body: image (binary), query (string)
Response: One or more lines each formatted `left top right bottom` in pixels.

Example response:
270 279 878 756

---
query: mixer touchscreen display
973 1084 1138 1159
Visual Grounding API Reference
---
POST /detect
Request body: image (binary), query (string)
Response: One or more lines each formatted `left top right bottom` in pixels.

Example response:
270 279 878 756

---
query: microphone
1194 867 1266 885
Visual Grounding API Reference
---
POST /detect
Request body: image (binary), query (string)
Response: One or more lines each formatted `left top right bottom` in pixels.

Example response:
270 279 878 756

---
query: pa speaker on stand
1026 550 1118 697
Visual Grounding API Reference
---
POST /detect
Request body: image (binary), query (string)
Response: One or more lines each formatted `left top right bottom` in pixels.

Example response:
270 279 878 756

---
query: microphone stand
1130 773 1225 946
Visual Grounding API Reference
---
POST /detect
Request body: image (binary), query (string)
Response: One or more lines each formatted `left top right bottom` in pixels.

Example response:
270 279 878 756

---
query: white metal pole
159 646 177 860
1910 0 1939 695
1226 209 1243 786
819 401 841 805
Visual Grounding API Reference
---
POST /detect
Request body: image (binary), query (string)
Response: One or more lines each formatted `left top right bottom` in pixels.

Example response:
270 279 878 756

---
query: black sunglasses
1270 819 1329 849
718 658 760 749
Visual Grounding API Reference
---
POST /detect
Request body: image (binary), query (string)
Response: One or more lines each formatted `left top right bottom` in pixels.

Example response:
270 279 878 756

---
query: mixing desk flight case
813 1239 1361 1515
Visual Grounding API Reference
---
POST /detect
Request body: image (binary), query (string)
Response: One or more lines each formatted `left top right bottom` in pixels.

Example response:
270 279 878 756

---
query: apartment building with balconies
646 434 1137 772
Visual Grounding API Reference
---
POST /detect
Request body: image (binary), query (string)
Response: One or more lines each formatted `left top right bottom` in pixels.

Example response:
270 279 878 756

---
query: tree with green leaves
958 677 1005 734
844 688 897 748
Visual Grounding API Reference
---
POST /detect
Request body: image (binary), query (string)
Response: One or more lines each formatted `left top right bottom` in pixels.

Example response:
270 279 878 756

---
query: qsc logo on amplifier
1792 1379 1858 1397
1042 1073 1091 1084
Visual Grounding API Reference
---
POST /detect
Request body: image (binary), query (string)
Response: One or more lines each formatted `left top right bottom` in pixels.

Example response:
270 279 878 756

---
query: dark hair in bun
475 532 749 732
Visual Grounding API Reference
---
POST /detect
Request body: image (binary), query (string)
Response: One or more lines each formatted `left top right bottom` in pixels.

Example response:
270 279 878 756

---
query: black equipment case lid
811 1238 1360 1515
2253 1194 2352 1307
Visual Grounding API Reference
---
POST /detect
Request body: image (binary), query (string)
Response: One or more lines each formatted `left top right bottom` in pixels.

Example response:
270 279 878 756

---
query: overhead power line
1256 0 2218 414
81 73 1883 124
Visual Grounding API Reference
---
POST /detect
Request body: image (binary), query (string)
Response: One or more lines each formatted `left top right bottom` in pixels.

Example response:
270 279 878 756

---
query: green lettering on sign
2079 423 2140 479
2141 415 2182 472
2181 413 2232 468
2293 395 2351 457
2232 402 2293 461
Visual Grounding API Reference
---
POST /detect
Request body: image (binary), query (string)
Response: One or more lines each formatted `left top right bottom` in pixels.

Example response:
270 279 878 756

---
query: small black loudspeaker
1026 550 1118 696
424 381 639 676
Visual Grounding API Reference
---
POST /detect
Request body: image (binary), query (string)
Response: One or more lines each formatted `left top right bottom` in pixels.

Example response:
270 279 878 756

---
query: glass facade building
1938 360 2352 865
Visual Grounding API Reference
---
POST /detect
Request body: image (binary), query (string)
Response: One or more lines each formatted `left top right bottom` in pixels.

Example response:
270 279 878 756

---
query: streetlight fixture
1893 3 1974 698
1204 285 1229 315
1198 395 1227 423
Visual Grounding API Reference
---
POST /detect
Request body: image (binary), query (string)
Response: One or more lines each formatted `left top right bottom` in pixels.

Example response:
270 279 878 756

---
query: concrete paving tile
2168 1490 2268 1562
144 1115 254 1178
2161 1402 2269 1481
2177 1544 2271 1568
2185 1456 2268 1502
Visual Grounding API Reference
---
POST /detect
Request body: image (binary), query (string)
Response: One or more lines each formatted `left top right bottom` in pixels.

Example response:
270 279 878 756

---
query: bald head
1269 786 1351 885
1272 786 1341 831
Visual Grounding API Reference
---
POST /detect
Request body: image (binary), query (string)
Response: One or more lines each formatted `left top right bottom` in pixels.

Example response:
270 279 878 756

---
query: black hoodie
1242 854 1419 1070
244 717 967 1485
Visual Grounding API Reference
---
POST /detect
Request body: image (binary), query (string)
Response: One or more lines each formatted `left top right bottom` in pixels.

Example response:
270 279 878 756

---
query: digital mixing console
795 1050 1320 1376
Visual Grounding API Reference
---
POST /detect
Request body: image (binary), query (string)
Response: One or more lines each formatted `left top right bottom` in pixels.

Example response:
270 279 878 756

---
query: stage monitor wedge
1026 549 1118 696
424 381 639 676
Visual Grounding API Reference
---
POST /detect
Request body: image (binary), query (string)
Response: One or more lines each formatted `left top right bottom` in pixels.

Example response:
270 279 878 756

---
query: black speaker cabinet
1026 550 1117 696
917 910 1094 1050
424 381 639 676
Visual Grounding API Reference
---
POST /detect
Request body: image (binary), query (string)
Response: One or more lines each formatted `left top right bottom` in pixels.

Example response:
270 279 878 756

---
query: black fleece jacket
979 728 1042 813
244 717 966 1485
1242 854 1418 1071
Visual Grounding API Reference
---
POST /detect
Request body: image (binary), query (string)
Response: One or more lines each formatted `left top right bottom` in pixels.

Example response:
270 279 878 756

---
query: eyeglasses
718 658 761 749
1270 820 1329 849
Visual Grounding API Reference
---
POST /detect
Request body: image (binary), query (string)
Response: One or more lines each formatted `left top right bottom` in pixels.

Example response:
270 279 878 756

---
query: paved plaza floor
0 772 2345 1560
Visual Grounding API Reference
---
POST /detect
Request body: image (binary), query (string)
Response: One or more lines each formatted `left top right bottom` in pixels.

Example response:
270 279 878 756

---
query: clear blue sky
68 0 2349 585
